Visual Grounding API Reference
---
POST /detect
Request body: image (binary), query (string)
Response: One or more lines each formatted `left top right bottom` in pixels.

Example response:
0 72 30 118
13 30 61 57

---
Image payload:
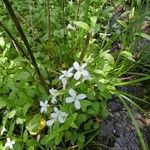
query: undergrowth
0 0 150 149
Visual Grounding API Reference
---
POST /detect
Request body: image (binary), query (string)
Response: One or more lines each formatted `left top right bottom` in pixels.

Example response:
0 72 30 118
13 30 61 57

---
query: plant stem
76 0 81 20
0 21 29 60
3 0 48 93
79 31 92 62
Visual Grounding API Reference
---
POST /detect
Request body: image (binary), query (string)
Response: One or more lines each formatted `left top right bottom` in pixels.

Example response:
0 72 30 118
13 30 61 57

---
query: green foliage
0 0 150 149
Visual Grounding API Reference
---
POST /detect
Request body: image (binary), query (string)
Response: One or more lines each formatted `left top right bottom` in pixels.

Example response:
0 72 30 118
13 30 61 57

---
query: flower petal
82 70 89 77
47 119 55 127
77 94 86 99
51 96 57 104
44 100 48 104
69 89 76 97
74 71 81 80
75 100 81 110
51 112 57 119
66 97 75 103
73 62 80 70
60 112 67 117
40 107 44 113
59 74 64 80
54 107 59 113
58 116 65 123
49 88 57 95
68 67 74 73
40 101 44 106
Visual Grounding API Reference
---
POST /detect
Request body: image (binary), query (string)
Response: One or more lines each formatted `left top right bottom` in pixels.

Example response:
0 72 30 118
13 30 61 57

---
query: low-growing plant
0 0 150 149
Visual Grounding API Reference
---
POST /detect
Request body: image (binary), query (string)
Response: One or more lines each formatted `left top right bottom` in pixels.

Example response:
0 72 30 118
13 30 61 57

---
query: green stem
3 0 48 93
0 21 29 60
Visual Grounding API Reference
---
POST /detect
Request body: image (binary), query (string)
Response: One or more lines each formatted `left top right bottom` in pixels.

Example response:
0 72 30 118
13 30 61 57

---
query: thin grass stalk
119 95 148 150
3 0 48 93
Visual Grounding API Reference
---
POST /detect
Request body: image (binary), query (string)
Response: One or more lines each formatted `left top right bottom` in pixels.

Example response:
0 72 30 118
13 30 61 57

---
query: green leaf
140 33 150 41
55 132 63 145
0 97 6 109
87 107 96 115
137 0 141 7
117 20 128 29
90 16 97 28
73 21 90 30
104 53 114 65
119 95 148 150
16 71 31 80
0 141 5 150
23 103 31 116
41 113 78 144
78 134 85 143
23 130 28 142
120 51 135 61
8 110 16 118
84 120 93 130
91 101 100 114
102 64 113 73
26 114 41 135
16 118 25 124
81 100 92 112
76 114 87 126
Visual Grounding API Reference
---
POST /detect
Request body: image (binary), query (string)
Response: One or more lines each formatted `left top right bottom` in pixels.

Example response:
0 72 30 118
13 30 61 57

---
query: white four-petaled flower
59 67 74 89
73 62 90 80
40 100 49 113
5 138 15 149
49 88 59 104
47 107 68 127
66 89 86 110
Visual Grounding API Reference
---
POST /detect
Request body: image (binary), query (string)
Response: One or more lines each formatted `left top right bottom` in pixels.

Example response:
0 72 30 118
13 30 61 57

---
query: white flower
40 101 49 113
5 138 15 149
59 67 74 80
66 89 86 110
59 67 74 89
0 126 7 135
73 62 90 80
49 88 59 104
47 107 68 127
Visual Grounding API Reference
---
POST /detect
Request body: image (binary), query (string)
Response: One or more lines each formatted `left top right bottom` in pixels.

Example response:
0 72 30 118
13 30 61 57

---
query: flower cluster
59 62 90 89
40 62 90 128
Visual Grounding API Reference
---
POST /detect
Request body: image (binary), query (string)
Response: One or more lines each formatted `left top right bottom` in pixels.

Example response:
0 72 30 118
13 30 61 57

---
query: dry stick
0 21 29 60
3 0 48 92
79 32 92 63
